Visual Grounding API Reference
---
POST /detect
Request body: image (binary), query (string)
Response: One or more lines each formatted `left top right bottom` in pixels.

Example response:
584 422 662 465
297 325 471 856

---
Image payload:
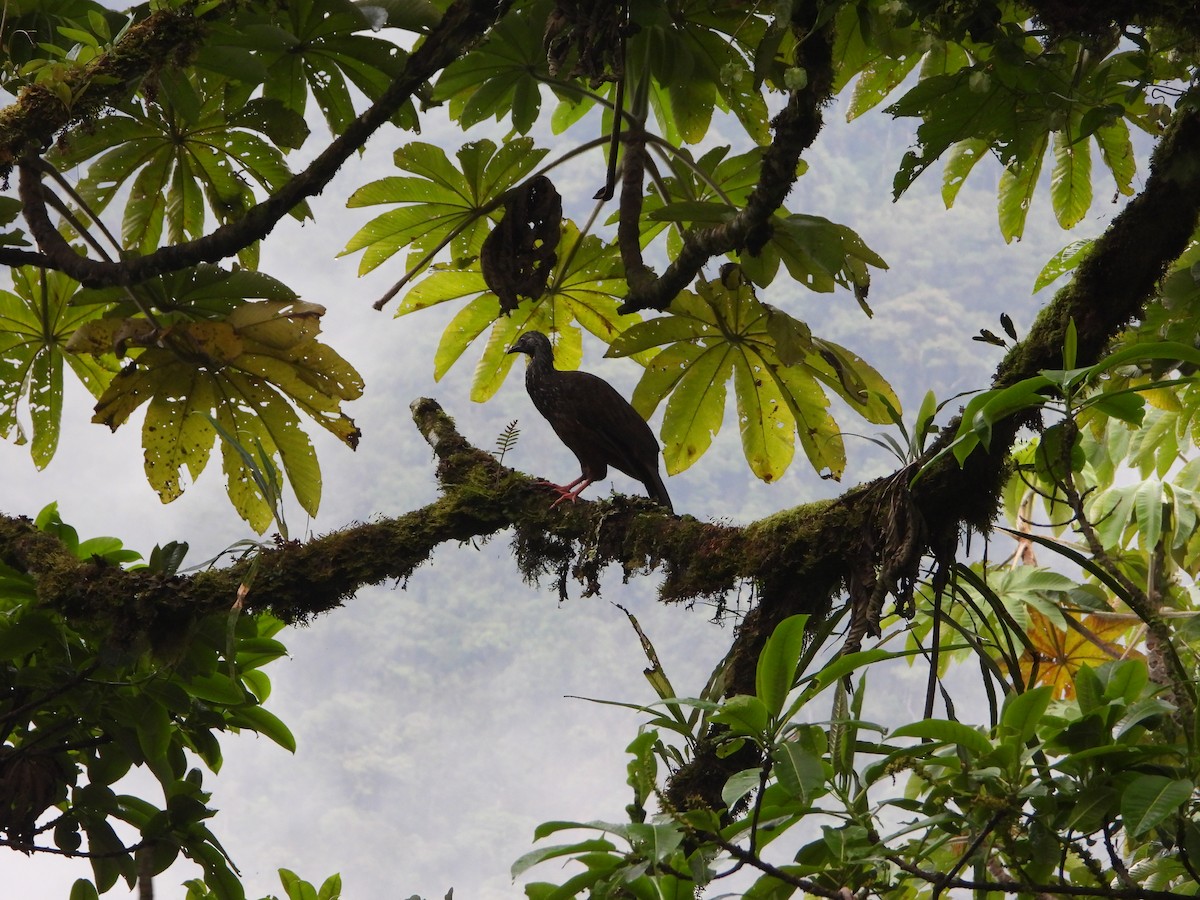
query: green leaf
1094 120 1135 196
621 271 892 481
69 879 100 900
245 0 410 134
712 695 771 738
1121 775 1193 837
735 344 796 482
1034 239 1093 292
942 138 988 208
432 2 547 133
0 267 116 466
756 615 809 718
1063 318 1078 369
805 648 895 693
186 672 247 705
721 768 763 809
229 705 297 752
848 51 921 120
344 137 549 276
316 873 342 900
998 148 1045 244
1133 477 1164 550
511 839 619 879
767 215 888 295
999 686 1052 744
772 741 826 806
1050 127 1092 228
890 719 993 756
661 341 734 475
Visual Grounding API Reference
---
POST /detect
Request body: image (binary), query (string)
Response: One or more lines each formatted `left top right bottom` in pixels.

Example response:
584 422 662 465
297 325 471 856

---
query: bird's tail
643 471 674 514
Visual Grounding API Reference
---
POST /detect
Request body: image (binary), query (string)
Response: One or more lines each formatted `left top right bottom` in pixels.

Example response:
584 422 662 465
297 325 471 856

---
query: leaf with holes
86 301 361 530
0 267 118 468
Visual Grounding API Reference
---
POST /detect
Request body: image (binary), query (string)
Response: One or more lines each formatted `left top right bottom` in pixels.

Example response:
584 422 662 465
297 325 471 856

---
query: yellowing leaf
663 344 734 474
87 301 360 530
734 346 795 482
142 365 218 501
1020 611 1138 699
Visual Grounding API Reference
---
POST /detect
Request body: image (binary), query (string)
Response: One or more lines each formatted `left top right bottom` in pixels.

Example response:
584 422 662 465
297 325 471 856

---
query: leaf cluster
0 506 298 900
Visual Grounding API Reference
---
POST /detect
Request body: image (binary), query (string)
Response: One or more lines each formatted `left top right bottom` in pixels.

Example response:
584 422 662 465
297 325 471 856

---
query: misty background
0 20 1136 897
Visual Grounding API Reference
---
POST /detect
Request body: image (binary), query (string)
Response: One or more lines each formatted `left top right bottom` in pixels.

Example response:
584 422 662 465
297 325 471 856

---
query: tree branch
12 0 513 287
887 853 1196 900
616 3 835 314
662 94 1200 812
0 6 217 177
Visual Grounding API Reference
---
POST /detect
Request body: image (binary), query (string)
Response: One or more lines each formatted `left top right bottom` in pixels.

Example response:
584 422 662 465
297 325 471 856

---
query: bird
507 331 673 513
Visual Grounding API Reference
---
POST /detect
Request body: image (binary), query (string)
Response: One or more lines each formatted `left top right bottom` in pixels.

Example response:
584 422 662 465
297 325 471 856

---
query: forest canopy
2 0 1200 897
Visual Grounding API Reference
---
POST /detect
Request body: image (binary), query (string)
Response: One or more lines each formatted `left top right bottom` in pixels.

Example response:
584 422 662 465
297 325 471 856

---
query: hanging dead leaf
481 175 562 314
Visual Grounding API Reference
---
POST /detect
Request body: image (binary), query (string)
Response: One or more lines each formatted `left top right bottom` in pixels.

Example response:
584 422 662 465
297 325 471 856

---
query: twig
887 853 1194 900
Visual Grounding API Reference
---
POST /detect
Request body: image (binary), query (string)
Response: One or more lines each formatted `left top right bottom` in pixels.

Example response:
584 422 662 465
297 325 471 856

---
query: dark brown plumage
507 331 673 513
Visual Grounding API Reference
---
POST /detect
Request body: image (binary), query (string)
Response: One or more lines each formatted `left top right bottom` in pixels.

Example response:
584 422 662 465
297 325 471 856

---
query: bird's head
507 331 553 359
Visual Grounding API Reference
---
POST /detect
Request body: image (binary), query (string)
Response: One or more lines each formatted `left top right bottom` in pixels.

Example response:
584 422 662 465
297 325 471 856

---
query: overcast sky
0 16 1141 897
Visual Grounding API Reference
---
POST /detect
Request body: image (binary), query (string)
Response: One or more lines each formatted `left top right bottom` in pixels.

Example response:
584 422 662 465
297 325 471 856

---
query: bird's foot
536 479 591 508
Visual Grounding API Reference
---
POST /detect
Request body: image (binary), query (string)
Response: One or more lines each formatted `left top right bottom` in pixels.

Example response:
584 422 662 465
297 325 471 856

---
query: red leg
536 476 593 507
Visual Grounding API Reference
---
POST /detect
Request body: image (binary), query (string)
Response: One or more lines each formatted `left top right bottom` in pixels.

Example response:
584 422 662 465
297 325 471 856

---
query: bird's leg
535 475 593 507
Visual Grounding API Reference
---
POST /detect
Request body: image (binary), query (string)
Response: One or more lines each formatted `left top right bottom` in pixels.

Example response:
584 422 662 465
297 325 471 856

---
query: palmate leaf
610 270 900 481
1018 610 1136 700
79 301 362 532
431 0 549 134
389 220 637 400
0 267 118 468
893 39 1148 230
50 80 310 260
342 137 549 276
210 0 412 134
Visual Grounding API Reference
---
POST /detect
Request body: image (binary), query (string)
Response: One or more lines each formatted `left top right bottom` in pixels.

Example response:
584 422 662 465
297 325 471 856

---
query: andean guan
507 331 673 513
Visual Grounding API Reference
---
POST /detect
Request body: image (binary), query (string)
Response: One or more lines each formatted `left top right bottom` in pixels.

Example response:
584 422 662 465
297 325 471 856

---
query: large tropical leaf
74 299 362 531
431 0 550 134
210 0 413 134
50 77 310 264
341 137 550 276
0 267 118 468
609 269 899 481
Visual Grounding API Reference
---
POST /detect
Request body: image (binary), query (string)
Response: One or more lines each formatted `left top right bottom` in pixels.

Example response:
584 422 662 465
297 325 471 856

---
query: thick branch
662 94 1200 813
0 400 722 648
13 0 512 287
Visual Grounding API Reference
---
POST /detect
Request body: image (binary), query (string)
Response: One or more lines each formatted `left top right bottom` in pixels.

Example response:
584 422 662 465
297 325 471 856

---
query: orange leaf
1019 611 1140 699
